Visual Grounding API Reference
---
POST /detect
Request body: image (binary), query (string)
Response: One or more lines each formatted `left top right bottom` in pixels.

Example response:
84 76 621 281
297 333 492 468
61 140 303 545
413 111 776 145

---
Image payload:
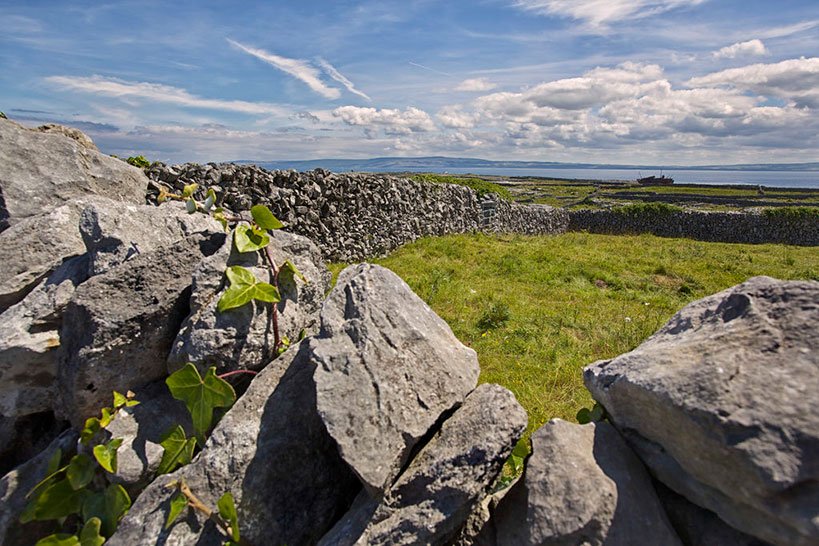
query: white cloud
437 107 476 129
713 39 768 59
316 59 371 101
688 57 819 108
454 78 497 92
45 75 290 116
512 0 706 28
227 39 341 100
332 106 436 134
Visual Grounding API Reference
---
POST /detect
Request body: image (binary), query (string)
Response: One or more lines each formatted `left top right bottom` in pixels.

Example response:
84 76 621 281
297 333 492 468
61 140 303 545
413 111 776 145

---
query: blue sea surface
399 167 819 189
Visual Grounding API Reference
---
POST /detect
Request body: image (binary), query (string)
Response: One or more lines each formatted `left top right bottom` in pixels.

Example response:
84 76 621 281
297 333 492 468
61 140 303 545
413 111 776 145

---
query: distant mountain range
235 156 819 173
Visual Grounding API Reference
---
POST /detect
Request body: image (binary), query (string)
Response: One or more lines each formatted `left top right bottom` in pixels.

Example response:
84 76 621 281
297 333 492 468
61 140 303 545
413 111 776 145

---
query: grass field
329 232 819 436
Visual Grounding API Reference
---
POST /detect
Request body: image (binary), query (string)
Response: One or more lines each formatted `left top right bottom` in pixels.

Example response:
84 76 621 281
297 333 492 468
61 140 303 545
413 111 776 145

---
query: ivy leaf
166 363 236 438
165 491 189 529
82 484 131 537
576 407 592 424
186 198 198 214
80 417 101 445
92 438 123 474
66 454 96 490
280 260 307 284
217 492 240 542
251 204 283 230
34 534 80 546
112 391 127 409
213 207 228 231
233 224 270 253
590 403 606 422
79 517 106 546
157 425 197 475
182 183 199 198
24 478 87 521
217 266 280 312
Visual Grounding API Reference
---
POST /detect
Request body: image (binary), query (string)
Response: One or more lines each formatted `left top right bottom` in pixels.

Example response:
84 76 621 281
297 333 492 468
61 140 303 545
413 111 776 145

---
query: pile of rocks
1 121 816 546
145 162 569 261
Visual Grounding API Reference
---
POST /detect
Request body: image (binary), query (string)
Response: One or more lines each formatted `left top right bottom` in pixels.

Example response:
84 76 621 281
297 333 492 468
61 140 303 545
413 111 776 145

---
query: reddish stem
217 370 259 380
262 245 282 352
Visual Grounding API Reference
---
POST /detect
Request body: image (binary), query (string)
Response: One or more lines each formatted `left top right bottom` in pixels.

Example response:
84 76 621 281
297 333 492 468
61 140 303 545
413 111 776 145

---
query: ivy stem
262 245 282 353
217 370 259 380
171 480 252 546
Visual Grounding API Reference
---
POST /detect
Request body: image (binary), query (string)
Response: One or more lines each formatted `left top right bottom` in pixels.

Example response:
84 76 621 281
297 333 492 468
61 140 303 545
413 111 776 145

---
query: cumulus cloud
454 78 497 92
437 106 477 128
316 58 371 101
688 57 819 108
713 39 768 59
227 39 341 99
512 0 706 28
332 106 436 135
45 75 289 116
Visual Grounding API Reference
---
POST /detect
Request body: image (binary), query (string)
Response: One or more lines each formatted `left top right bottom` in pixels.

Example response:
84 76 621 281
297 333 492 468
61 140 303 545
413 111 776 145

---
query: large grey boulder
0 203 85 313
313 264 480 495
57 230 227 426
108 342 360 546
167 229 330 374
584 276 819 546
484 419 681 546
0 429 79 546
80 200 223 276
0 119 147 229
319 384 527 546
0 255 87 418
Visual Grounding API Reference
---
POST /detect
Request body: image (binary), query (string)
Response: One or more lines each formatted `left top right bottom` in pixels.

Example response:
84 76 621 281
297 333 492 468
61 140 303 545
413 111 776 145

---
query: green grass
329 232 819 435
409 173 513 200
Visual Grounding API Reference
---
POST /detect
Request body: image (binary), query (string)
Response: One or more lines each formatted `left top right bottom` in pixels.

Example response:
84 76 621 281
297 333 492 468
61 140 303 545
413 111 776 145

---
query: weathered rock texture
168 229 329 374
569 208 819 246
313 264 480 494
584 276 819 546
146 163 569 261
0 119 147 230
57 231 226 425
319 384 527 546
108 342 361 546
482 419 680 546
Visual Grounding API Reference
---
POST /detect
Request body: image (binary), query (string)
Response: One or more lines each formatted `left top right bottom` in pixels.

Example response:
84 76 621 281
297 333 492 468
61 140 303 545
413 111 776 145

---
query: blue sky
2 0 818 164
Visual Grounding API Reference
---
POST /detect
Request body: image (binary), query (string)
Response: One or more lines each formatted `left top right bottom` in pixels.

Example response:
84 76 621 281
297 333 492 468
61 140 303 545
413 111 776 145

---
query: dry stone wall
569 208 819 246
145 163 569 261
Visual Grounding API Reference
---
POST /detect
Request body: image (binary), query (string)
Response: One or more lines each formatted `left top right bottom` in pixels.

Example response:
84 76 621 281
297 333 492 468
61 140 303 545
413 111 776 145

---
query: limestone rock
57 231 226 426
103 380 194 494
167 229 329 374
584 276 819 546
107 342 360 546
313 264 480 495
0 118 146 229
0 255 88 418
35 124 97 150
319 384 527 546
0 203 85 313
485 419 681 546
79 199 223 276
0 430 79 546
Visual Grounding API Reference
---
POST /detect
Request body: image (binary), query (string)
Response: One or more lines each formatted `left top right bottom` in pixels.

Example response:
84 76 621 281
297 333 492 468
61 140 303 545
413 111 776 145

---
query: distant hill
234 156 819 173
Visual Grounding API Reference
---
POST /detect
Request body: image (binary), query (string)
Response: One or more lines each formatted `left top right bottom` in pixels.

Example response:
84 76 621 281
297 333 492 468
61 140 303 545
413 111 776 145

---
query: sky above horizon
2 0 818 165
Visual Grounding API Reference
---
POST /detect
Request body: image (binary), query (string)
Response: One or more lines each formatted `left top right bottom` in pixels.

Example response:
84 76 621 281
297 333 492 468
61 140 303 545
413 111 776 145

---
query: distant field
329 232 819 435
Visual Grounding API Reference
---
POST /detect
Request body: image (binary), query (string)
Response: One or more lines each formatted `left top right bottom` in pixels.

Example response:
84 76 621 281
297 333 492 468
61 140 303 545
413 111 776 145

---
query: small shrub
477 301 511 331
126 155 151 169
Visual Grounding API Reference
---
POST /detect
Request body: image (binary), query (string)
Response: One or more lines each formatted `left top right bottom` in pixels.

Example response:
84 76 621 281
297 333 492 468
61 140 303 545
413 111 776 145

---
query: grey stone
313 264 480 495
319 384 527 546
34 124 97 150
485 419 681 546
167 228 329 374
0 203 85 313
0 119 147 229
584 276 819 546
0 255 88 418
107 342 360 546
57 231 227 426
103 380 194 494
655 481 772 546
0 429 78 546
80 199 223 276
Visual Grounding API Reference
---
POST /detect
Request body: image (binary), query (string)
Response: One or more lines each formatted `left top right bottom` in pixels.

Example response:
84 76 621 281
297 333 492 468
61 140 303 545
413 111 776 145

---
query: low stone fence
146 163 569 261
568 208 819 246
